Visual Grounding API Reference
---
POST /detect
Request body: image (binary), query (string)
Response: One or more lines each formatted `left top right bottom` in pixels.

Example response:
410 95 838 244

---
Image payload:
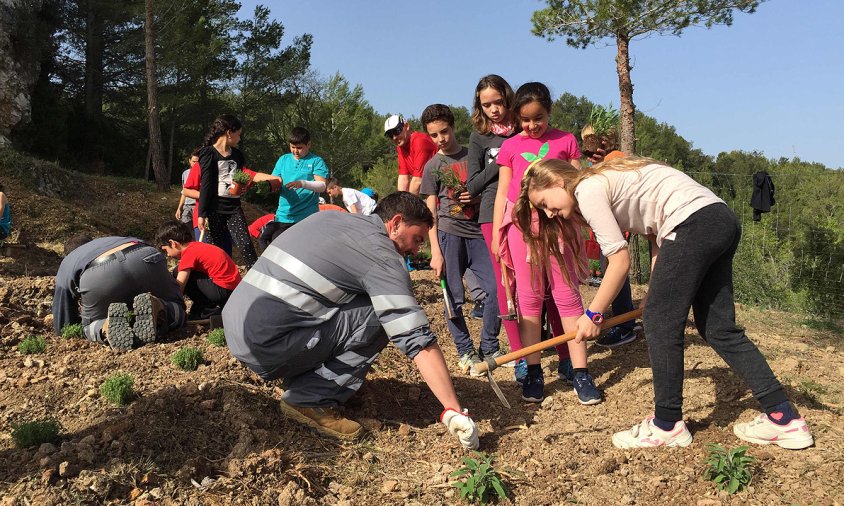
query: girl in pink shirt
492 82 601 405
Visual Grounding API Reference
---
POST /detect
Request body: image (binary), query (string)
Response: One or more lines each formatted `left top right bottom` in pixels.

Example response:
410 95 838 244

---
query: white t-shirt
341 188 376 215
575 164 724 256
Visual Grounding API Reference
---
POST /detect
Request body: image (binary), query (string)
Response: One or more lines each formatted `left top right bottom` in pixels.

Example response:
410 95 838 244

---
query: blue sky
240 0 844 169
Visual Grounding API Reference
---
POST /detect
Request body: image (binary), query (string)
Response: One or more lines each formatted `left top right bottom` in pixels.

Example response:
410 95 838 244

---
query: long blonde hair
512 159 586 289
513 155 664 283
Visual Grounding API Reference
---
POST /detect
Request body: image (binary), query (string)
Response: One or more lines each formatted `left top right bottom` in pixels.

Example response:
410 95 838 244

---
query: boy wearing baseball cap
384 114 437 195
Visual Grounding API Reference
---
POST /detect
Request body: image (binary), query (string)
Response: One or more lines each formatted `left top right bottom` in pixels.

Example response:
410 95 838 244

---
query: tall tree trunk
83 0 104 165
144 0 168 190
615 30 635 155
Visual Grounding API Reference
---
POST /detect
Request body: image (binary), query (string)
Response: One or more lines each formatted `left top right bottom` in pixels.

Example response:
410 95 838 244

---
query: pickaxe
474 308 644 408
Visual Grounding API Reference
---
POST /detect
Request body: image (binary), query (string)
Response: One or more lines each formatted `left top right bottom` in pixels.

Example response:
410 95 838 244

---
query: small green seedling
450 451 508 505
61 323 84 339
171 347 204 371
206 328 226 347
18 335 47 354
11 418 61 448
232 170 252 185
703 443 755 494
100 372 135 406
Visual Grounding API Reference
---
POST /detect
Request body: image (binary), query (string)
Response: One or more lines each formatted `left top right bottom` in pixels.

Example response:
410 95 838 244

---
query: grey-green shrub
11 419 61 448
206 328 226 347
171 347 204 371
100 373 135 406
18 335 47 354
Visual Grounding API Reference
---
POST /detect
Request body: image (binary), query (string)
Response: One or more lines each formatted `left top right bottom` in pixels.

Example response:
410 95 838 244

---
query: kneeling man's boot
133 292 166 344
105 302 135 351
279 399 363 440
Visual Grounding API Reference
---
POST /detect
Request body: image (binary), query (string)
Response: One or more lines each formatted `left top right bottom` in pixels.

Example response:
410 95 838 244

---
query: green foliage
100 372 135 406
531 1 762 49
587 103 619 136
348 156 398 205
171 347 204 371
231 170 252 185
450 452 508 505
206 328 226 347
18 335 47 355
703 443 755 494
61 323 84 339
11 418 61 448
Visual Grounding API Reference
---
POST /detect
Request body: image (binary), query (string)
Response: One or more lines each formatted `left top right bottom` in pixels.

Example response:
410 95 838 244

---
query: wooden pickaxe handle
499 257 517 318
474 307 643 374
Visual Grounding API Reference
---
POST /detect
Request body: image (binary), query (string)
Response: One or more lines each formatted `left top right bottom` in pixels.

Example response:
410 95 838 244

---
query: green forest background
6 0 844 320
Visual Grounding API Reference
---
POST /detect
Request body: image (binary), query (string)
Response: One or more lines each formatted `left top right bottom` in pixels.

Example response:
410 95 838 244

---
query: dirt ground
1 160 843 505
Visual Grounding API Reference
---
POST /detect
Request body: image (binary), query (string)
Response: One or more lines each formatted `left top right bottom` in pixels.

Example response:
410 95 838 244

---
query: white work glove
440 408 479 450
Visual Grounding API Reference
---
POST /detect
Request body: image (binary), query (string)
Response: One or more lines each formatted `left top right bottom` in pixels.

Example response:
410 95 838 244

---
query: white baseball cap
383 115 405 137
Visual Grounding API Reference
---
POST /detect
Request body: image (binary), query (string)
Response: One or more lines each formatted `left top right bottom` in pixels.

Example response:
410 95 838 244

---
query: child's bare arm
175 269 191 294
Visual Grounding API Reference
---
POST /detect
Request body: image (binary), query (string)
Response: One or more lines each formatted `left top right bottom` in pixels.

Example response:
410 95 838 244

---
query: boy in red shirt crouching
155 220 242 320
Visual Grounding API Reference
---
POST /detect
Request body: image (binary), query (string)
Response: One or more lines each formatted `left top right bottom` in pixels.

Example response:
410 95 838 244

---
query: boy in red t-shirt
155 220 242 320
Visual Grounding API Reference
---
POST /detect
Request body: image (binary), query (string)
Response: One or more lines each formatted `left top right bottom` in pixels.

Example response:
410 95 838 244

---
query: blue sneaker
573 372 603 405
557 358 574 385
514 358 528 385
521 372 544 403
596 326 637 348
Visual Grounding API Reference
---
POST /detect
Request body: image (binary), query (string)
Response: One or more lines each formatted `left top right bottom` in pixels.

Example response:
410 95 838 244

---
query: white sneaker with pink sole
733 413 814 450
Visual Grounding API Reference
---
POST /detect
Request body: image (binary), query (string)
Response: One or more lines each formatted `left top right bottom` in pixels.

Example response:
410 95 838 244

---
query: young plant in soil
450 451 508 505
171 347 204 371
703 443 755 494
229 171 252 195
100 372 135 406
17 335 47 354
582 104 620 155
434 161 469 216
11 418 61 448
61 323 84 339
206 328 226 347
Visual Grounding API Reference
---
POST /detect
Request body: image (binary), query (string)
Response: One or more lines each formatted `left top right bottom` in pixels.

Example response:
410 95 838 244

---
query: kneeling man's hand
441 408 479 450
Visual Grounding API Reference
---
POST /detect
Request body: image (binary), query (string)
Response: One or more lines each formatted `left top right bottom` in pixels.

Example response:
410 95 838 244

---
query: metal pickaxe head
473 357 510 408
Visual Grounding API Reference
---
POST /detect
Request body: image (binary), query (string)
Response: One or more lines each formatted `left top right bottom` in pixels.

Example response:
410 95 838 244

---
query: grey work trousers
78 245 186 343
237 296 389 408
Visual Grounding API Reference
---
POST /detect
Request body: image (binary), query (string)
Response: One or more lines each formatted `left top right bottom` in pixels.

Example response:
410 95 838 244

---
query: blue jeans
438 230 501 356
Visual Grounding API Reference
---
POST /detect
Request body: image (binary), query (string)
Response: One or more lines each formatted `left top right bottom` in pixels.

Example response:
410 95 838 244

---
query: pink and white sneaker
612 416 693 449
733 414 814 450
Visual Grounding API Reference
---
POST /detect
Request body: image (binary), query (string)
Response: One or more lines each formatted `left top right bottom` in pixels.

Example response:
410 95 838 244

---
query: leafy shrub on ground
61 323 84 339
11 419 61 448
703 443 755 494
171 347 204 371
17 335 47 354
100 373 135 406
450 451 508 505
206 328 226 347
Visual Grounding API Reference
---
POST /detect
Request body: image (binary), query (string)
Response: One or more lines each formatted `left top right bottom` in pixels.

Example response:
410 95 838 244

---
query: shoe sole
521 394 544 403
133 293 164 344
577 395 603 406
732 425 814 450
107 303 135 352
611 431 693 449
279 401 363 440
597 334 637 348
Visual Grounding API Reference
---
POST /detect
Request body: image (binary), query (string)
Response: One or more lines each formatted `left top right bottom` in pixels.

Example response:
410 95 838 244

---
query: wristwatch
585 309 604 325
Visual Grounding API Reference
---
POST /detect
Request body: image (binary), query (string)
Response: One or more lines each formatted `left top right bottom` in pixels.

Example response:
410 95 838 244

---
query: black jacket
750 171 775 221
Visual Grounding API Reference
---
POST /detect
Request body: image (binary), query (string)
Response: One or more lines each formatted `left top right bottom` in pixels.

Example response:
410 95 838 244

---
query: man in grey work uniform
52 235 186 350
223 192 479 449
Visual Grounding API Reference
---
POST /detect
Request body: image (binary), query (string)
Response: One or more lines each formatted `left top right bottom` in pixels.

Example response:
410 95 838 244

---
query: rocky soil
1 162 842 505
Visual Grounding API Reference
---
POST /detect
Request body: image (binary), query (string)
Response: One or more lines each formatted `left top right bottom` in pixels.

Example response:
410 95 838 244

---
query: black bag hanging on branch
750 171 776 222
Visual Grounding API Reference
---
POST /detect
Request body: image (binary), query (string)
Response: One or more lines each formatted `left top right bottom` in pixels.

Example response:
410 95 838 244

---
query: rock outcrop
0 0 43 147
